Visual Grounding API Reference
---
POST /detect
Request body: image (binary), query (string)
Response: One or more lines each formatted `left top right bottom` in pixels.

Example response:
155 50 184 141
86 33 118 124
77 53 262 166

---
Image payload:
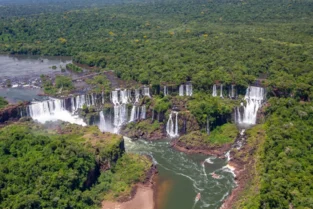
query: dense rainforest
0 122 152 208
0 0 313 208
1 0 313 100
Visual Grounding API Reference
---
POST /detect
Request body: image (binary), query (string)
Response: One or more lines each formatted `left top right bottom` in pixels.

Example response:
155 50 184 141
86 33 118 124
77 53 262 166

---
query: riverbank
221 125 265 209
102 164 157 209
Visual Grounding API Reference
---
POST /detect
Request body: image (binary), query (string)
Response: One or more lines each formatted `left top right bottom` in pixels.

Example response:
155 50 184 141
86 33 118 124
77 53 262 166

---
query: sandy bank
102 184 154 209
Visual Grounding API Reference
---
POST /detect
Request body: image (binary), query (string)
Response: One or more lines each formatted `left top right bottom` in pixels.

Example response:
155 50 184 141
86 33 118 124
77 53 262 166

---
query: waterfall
220 84 223 98
113 104 128 128
28 98 86 125
212 84 217 97
111 90 119 105
236 86 265 125
166 111 179 138
231 85 235 98
186 84 193 96
143 87 151 98
135 89 140 103
120 89 129 104
179 85 184 96
130 105 137 122
102 91 105 104
235 107 242 124
164 86 168 96
141 105 146 119
206 117 210 135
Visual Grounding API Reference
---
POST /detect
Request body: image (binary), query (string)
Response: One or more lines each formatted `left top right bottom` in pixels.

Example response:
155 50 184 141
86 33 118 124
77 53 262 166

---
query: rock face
0 102 29 123
171 131 232 157
177 111 199 135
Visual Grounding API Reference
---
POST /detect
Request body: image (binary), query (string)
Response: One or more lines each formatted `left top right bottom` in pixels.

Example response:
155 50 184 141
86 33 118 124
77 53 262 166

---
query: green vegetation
40 75 74 95
178 123 238 147
0 0 312 99
73 52 107 68
66 63 83 73
0 97 8 109
233 125 265 209
0 123 151 208
86 75 111 93
188 93 238 129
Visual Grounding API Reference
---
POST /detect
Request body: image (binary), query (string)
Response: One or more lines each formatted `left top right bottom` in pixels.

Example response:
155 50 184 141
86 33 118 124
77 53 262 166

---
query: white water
186 83 193 96
179 85 184 96
28 98 86 126
130 105 137 122
239 86 265 125
220 84 223 98
135 89 140 103
166 111 179 138
111 90 119 105
212 84 217 97
164 86 168 96
143 87 151 98
141 105 146 119
231 85 235 98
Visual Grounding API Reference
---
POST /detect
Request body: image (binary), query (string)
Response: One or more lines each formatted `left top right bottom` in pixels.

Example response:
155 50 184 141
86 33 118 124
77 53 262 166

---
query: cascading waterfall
220 84 223 98
111 90 119 105
206 117 210 135
120 89 129 104
164 86 168 96
113 104 128 128
186 83 193 96
141 105 146 119
236 86 265 125
135 89 140 103
231 85 235 98
212 84 217 97
143 87 151 98
166 111 179 138
179 85 184 96
28 98 86 125
129 105 137 122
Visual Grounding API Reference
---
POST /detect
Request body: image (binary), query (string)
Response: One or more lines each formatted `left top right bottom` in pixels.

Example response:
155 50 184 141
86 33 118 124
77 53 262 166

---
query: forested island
0 0 313 208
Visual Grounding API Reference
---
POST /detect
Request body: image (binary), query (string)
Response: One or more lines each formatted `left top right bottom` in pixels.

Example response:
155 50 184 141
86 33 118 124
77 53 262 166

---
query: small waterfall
111 90 119 105
141 105 146 119
164 86 168 96
179 85 184 96
130 105 137 122
235 107 242 124
220 84 223 98
166 111 179 138
236 86 265 125
102 91 105 104
143 87 151 98
186 83 193 96
120 89 129 104
206 117 210 135
113 104 128 128
135 89 140 103
212 84 217 97
231 85 235 98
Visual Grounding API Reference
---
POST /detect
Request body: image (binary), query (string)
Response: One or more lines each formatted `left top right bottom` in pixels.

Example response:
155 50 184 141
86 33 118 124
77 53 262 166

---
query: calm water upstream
125 138 236 209
0 54 71 77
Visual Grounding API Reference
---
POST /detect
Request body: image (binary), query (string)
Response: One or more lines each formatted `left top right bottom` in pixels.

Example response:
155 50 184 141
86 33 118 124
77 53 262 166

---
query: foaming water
124 138 236 209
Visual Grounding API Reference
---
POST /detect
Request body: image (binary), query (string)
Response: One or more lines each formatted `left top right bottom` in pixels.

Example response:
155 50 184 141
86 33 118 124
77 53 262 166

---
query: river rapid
0 55 237 209
125 138 236 209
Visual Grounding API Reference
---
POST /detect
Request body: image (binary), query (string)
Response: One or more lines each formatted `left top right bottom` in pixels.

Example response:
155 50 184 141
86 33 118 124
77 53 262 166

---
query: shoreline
102 164 157 209
171 139 232 158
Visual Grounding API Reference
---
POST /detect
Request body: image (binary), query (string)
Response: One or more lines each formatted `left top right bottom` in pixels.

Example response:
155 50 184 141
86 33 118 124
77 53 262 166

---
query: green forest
0 0 313 208
0 123 151 208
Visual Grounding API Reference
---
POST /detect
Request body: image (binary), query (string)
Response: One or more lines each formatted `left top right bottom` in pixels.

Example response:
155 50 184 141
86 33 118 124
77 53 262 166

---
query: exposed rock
0 102 29 123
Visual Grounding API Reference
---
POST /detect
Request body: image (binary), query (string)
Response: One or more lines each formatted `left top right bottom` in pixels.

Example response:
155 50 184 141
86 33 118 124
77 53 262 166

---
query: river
125 138 236 209
0 55 236 209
